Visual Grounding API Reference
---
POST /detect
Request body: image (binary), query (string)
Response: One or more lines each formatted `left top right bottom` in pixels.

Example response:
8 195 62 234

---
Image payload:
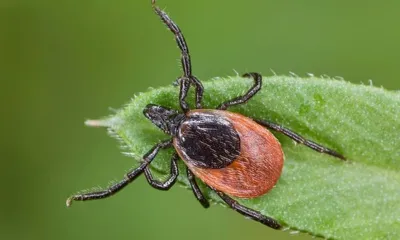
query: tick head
143 104 185 135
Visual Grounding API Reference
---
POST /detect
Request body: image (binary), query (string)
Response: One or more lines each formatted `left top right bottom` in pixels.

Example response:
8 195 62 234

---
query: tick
67 0 346 229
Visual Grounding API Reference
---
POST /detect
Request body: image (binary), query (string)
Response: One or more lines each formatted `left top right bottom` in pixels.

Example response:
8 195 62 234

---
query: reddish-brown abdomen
175 109 284 198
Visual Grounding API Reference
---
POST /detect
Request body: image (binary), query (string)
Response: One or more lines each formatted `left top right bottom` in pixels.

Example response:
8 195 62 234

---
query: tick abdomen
174 110 284 198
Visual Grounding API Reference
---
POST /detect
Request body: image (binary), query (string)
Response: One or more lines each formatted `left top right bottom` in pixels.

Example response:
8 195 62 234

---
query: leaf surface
91 76 400 240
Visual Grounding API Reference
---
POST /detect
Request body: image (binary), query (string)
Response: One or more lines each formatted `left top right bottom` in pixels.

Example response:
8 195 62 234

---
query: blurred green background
1 0 399 239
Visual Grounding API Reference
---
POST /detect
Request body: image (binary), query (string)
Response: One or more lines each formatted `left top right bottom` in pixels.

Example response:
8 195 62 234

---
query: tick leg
217 72 262 110
254 119 346 160
213 189 281 229
152 0 204 111
191 76 204 109
179 78 191 113
144 152 179 190
66 139 173 206
187 168 210 208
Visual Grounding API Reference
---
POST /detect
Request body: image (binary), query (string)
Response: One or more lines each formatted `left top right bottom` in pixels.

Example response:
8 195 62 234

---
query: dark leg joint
66 139 173 207
187 168 210 208
254 119 346 160
189 76 204 109
144 153 179 190
217 72 262 110
213 189 281 229
152 0 204 111
179 78 191 113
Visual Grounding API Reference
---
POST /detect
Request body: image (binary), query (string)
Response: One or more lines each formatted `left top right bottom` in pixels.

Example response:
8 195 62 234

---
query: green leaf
88 76 400 240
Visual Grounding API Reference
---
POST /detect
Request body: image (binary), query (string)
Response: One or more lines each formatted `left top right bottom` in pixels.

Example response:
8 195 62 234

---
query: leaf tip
85 119 115 128
65 197 73 207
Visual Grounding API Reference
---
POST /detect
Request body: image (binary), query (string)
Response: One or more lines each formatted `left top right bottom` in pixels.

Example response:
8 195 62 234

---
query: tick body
174 109 284 198
67 0 346 230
